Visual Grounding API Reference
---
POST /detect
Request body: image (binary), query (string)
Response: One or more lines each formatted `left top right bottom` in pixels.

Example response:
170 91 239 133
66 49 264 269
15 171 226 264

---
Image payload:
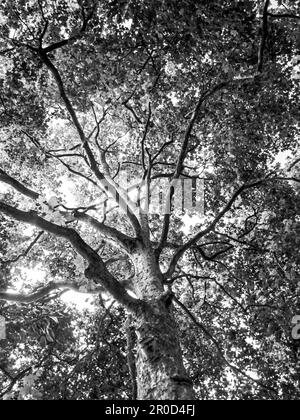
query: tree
0 0 299 400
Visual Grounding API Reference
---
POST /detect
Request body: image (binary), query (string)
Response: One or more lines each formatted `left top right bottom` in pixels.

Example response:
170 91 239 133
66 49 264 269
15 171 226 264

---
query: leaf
47 197 60 209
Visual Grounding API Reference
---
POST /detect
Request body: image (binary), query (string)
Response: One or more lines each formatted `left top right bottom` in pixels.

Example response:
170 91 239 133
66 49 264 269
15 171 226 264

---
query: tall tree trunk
131 246 194 400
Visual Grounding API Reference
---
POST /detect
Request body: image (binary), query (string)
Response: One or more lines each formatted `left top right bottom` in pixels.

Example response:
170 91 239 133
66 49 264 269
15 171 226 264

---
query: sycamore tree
0 0 299 400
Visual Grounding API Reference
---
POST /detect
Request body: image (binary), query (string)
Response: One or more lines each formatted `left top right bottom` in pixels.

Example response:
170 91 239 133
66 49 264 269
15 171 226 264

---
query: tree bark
131 246 194 400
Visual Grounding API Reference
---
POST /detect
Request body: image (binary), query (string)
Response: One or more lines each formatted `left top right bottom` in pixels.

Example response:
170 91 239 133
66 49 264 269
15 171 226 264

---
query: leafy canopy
0 0 300 400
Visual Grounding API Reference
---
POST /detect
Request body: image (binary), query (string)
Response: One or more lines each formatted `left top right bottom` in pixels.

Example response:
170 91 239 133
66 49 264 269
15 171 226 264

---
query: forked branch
0 281 102 304
0 202 141 312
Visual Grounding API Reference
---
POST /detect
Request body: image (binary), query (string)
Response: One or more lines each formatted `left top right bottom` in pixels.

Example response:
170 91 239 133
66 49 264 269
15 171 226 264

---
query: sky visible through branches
0 0 299 402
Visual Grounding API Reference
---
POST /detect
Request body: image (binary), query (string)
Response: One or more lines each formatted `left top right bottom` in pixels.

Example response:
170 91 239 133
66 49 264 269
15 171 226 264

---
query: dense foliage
0 0 299 400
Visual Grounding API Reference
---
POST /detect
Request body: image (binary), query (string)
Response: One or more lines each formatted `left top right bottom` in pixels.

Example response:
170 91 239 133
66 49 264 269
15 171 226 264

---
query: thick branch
196 244 235 262
0 202 141 312
156 82 230 256
258 0 270 73
268 12 300 20
0 168 39 200
125 315 138 400
73 211 136 253
0 281 102 304
141 104 152 171
0 154 137 265
43 3 97 53
288 158 300 172
156 82 229 257
38 51 142 237
165 180 264 279
99 150 139 219
166 176 297 278
0 165 135 251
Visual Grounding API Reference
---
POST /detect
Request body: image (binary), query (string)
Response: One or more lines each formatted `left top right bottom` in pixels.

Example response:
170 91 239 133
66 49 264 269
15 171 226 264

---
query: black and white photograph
0 0 299 404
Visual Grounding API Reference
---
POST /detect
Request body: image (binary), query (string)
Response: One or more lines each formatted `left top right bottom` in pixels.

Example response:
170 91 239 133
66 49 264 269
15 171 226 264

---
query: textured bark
132 246 194 400
135 304 194 400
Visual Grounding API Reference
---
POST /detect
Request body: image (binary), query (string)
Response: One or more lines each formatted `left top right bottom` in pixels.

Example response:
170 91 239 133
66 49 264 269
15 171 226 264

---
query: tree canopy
0 0 299 400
